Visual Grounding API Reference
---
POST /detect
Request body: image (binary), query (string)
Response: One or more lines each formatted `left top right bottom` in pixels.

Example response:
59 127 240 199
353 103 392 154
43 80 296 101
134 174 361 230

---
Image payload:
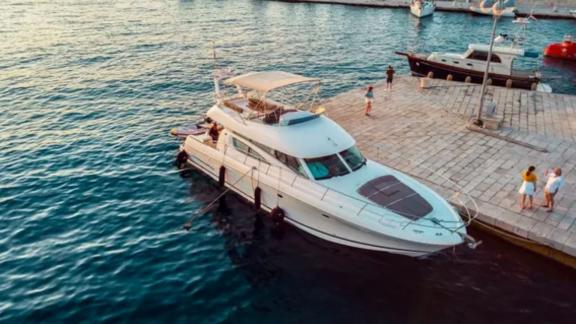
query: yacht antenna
211 42 221 102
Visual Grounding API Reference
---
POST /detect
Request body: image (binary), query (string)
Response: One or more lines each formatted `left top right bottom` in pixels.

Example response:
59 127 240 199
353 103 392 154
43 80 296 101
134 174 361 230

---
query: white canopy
224 71 320 93
469 44 525 57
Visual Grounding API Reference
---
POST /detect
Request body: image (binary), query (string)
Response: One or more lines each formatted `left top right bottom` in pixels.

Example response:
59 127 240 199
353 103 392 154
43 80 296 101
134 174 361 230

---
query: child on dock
364 85 374 116
518 165 537 210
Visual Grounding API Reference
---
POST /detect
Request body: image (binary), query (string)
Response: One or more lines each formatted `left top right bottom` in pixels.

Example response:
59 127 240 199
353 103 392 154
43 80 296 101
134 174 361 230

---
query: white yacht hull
469 6 516 17
182 139 459 257
410 2 435 18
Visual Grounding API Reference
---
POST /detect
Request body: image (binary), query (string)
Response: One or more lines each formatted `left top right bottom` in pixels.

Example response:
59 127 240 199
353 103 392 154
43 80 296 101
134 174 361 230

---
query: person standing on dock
364 85 374 116
386 65 395 91
518 166 537 210
542 168 564 213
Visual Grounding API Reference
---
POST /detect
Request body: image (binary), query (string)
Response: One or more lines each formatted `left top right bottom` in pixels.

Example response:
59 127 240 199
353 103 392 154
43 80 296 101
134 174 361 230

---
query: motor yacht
410 0 435 18
175 71 471 257
396 38 543 90
470 0 517 18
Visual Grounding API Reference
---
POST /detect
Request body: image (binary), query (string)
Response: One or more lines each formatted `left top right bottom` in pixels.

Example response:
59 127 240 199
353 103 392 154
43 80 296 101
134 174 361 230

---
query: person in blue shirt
364 85 374 116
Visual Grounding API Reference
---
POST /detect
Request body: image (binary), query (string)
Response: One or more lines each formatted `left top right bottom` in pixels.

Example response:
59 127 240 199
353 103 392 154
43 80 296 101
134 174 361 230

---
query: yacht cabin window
467 50 502 63
232 137 267 162
275 151 307 177
305 154 350 180
340 146 366 171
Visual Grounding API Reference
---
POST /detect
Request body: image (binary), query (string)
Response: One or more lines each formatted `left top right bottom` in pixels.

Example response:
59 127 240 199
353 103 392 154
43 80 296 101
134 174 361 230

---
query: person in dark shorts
386 65 395 91
208 122 220 143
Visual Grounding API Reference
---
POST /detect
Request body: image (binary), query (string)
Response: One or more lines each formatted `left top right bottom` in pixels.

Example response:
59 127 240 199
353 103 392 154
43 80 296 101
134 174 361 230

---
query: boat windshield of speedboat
176 70 475 257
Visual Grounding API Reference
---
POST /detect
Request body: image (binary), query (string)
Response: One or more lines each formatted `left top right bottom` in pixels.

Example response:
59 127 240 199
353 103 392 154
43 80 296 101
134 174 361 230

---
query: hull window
305 154 350 180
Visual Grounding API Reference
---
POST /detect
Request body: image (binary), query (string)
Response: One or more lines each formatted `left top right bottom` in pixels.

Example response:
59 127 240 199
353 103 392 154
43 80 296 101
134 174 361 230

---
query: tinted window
467 51 501 63
232 137 266 162
305 155 349 180
340 146 366 171
275 151 306 176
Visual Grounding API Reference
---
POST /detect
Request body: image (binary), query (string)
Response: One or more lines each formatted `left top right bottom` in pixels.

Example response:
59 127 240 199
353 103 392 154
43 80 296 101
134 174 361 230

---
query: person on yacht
208 122 220 143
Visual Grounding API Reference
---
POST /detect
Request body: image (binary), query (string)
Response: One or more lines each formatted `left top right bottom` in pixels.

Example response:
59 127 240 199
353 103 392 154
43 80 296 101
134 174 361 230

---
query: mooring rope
182 166 255 231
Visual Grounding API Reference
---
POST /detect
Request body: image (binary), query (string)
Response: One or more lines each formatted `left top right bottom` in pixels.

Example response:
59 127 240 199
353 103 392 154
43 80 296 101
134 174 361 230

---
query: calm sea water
1 0 575 323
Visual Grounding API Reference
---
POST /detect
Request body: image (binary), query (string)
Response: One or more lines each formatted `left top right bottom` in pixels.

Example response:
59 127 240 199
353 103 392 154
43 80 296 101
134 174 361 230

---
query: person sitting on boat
208 122 220 143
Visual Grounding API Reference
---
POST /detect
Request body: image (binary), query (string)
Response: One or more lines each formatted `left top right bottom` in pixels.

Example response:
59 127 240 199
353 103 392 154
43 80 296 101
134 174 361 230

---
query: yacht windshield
340 146 366 171
305 155 349 180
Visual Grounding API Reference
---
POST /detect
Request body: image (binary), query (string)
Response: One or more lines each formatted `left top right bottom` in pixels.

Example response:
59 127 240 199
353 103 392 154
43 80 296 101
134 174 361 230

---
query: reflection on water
182 169 576 323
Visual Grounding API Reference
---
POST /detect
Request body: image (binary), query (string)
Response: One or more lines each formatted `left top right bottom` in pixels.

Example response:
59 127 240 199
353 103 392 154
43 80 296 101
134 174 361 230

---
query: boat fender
269 207 285 227
506 79 513 88
487 79 493 86
254 187 262 210
427 72 434 79
218 166 226 187
530 83 537 91
465 76 472 83
176 150 189 169
446 74 453 81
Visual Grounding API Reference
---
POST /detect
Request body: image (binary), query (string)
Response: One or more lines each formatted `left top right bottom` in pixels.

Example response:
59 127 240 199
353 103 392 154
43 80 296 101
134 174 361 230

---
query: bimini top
224 71 320 93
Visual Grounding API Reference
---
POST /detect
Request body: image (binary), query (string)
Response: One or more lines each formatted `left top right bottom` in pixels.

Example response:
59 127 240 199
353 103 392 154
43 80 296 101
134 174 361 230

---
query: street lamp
473 0 504 127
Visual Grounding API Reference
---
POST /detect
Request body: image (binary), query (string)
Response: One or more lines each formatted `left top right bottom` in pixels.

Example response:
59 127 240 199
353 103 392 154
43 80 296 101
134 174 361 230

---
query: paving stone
325 75 576 258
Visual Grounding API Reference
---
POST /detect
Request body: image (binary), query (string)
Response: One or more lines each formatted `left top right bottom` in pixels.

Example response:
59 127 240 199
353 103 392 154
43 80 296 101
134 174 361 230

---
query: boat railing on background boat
187 139 477 235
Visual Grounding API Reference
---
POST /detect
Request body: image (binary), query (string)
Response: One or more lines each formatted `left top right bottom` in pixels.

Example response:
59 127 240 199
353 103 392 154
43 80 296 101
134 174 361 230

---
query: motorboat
544 35 576 61
410 0 435 18
470 0 517 18
174 70 471 257
396 36 543 90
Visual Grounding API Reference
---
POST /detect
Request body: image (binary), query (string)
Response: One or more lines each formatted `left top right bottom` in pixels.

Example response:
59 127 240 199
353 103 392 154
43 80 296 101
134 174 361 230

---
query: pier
323 75 576 267
279 0 576 20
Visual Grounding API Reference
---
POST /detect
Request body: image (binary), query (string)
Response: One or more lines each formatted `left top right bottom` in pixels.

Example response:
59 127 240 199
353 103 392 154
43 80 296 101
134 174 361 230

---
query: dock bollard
420 77 429 89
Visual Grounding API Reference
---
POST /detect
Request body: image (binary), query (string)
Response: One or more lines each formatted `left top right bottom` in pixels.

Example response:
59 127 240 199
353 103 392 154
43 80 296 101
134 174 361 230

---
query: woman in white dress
518 165 537 210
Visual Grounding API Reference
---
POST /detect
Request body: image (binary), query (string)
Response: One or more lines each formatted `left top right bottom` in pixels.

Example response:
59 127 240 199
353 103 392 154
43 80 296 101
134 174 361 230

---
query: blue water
1 0 575 322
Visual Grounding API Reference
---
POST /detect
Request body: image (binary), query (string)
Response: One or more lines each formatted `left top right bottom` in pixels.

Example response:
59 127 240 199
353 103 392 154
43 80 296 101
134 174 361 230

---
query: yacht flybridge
175 71 472 257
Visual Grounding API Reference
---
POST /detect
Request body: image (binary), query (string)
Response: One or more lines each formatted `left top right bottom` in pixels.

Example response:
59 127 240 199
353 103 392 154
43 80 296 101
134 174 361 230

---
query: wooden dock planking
323 75 576 266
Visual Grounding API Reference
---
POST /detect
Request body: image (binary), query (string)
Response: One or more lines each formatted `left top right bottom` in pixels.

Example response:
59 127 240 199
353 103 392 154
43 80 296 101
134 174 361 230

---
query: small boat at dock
469 0 517 18
396 37 543 90
174 70 470 257
410 0 435 18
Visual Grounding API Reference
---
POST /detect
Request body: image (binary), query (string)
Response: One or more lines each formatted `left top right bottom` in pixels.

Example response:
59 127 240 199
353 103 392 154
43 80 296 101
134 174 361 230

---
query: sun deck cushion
357 175 433 221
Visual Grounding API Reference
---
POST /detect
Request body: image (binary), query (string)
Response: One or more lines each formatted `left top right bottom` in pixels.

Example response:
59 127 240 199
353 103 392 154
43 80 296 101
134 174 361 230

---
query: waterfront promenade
278 0 576 19
324 76 576 266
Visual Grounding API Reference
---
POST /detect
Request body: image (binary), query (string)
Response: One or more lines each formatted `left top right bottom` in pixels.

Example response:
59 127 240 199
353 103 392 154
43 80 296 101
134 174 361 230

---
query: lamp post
473 0 503 126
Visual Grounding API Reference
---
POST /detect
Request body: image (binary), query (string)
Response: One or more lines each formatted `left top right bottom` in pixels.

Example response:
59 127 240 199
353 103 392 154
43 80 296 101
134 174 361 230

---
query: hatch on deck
357 175 433 221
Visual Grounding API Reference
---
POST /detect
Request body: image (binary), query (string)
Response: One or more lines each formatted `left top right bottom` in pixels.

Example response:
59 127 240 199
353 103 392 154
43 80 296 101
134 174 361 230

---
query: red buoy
544 35 576 61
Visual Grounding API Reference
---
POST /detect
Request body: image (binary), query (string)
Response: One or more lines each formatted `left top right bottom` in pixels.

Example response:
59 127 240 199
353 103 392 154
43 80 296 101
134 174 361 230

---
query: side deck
323 75 576 267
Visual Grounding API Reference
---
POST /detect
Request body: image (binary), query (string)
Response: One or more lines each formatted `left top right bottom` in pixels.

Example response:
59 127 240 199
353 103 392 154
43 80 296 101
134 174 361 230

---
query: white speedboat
176 71 470 257
410 0 435 18
470 0 517 17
